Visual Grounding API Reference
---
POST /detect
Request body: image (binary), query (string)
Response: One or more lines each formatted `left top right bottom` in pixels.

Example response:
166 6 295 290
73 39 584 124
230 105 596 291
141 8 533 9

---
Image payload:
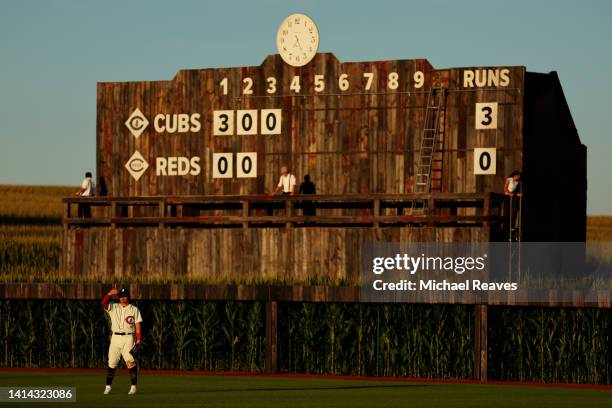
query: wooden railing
63 192 506 228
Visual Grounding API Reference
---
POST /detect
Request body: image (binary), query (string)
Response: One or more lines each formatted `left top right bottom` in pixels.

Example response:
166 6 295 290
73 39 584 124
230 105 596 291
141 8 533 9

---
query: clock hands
294 35 303 51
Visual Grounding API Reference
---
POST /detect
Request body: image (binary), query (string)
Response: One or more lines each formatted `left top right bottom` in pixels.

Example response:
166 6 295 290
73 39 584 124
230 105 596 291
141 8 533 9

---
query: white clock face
276 13 319 67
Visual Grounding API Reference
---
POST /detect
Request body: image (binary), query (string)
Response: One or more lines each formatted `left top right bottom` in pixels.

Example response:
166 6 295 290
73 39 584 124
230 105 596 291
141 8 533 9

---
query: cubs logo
125 315 135 326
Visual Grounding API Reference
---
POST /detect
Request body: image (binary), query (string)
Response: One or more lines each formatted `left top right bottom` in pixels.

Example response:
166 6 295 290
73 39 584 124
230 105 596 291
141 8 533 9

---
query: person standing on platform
273 166 297 195
75 171 94 218
504 170 522 233
504 170 522 197
298 174 316 216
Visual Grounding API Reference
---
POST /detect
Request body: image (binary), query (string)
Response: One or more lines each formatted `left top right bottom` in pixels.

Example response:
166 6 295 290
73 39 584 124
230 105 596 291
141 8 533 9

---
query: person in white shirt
504 170 522 196
504 170 522 232
101 287 143 395
273 166 297 195
75 172 94 218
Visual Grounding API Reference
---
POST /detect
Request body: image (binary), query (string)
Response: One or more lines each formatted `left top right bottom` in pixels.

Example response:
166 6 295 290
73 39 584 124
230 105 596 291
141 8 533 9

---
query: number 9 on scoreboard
474 148 496 175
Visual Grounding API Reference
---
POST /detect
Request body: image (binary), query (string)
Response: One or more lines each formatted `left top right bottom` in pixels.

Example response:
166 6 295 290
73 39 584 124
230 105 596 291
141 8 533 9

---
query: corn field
0 300 611 384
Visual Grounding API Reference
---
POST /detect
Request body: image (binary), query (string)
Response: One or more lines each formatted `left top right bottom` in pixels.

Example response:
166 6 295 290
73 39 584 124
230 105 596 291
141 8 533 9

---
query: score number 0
213 152 257 178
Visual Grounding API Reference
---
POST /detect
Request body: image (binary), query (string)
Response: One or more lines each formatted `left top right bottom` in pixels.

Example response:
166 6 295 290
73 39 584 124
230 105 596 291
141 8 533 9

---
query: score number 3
475 102 498 130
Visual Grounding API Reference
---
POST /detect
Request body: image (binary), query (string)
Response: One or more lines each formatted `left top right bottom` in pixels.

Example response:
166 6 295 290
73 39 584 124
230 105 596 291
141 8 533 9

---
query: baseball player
101 287 143 395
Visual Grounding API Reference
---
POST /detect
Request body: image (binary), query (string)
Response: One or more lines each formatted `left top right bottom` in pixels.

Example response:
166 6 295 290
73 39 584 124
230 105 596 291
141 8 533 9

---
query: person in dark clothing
298 175 316 216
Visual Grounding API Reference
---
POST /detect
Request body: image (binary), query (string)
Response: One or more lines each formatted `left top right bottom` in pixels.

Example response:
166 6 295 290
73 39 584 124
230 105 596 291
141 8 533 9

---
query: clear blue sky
0 0 610 213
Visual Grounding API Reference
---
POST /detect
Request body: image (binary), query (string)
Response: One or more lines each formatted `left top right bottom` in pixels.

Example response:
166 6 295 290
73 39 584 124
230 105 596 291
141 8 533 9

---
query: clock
276 13 319 67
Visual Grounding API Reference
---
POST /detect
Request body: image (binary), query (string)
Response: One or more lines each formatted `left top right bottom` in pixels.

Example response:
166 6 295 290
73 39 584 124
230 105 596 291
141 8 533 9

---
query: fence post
474 304 488 381
265 300 278 373
375 306 380 376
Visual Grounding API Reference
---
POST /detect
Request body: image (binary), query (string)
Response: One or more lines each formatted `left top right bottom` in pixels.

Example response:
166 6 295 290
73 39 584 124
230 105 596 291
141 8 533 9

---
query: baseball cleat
128 385 137 395
103 385 111 395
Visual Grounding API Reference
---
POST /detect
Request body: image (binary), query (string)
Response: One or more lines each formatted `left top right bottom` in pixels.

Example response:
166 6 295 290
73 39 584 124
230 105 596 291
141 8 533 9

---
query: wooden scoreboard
63 13 586 285
97 55 525 197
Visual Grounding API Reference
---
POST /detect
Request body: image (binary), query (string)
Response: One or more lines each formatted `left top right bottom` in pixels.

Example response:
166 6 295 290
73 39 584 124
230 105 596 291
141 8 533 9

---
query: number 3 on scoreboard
213 111 234 136
213 153 233 178
475 102 498 130
474 148 496 175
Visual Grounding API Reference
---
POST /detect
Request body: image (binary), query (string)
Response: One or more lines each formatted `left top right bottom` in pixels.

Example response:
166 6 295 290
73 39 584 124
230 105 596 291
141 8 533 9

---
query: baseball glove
130 341 143 357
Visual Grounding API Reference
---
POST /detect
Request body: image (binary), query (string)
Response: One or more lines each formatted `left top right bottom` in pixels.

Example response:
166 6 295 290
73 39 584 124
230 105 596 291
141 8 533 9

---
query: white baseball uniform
105 303 142 368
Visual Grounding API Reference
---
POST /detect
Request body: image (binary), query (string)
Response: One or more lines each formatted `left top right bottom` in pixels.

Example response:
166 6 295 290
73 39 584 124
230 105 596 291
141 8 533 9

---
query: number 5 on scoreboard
474 148 496 175
213 153 233 178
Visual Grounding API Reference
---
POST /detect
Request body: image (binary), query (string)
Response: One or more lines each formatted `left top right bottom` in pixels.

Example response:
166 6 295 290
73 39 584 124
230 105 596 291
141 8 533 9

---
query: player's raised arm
101 288 118 311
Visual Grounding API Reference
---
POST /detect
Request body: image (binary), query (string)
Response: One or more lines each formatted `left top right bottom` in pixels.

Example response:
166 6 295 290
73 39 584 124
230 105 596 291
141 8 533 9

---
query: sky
0 0 610 213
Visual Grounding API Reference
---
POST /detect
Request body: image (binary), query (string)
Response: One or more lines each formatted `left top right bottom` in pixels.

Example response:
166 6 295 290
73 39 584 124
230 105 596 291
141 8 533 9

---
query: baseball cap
118 288 130 298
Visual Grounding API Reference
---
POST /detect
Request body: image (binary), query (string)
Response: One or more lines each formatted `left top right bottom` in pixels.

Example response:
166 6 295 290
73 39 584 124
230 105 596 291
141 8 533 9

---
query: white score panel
474 148 496 175
260 109 282 135
236 153 257 178
237 110 258 135
475 102 498 130
213 110 234 136
212 153 233 178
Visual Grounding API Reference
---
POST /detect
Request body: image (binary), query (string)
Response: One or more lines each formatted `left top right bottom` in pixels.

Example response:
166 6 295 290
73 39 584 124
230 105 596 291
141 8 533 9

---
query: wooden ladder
410 87 447 215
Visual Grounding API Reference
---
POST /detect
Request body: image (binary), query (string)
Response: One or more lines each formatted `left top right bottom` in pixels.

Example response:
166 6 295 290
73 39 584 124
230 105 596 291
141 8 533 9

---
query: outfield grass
0 372 610 408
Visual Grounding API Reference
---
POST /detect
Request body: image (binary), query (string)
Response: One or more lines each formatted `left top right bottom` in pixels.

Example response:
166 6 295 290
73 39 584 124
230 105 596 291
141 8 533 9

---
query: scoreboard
97 53 525 197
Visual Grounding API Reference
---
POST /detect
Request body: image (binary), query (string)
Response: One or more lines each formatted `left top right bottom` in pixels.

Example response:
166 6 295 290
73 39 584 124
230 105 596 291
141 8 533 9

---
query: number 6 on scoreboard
237 152 257 178
474 148 496 175
213 153 233 178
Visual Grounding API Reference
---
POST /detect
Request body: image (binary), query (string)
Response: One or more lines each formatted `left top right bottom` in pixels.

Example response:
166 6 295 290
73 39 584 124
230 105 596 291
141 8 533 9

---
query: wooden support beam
242 200 249 229
373 199 380 228
110 202 117 228
474 304 488 381
159 201 166 228
265 300 278 373
285 199 292 229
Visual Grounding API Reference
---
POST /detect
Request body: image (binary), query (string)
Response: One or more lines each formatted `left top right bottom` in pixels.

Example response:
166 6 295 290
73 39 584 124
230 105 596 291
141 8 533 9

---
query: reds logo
125 315 135 326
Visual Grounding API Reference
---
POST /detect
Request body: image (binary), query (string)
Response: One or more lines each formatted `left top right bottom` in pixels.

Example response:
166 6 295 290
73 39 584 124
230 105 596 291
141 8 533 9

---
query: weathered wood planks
97 54 524 198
